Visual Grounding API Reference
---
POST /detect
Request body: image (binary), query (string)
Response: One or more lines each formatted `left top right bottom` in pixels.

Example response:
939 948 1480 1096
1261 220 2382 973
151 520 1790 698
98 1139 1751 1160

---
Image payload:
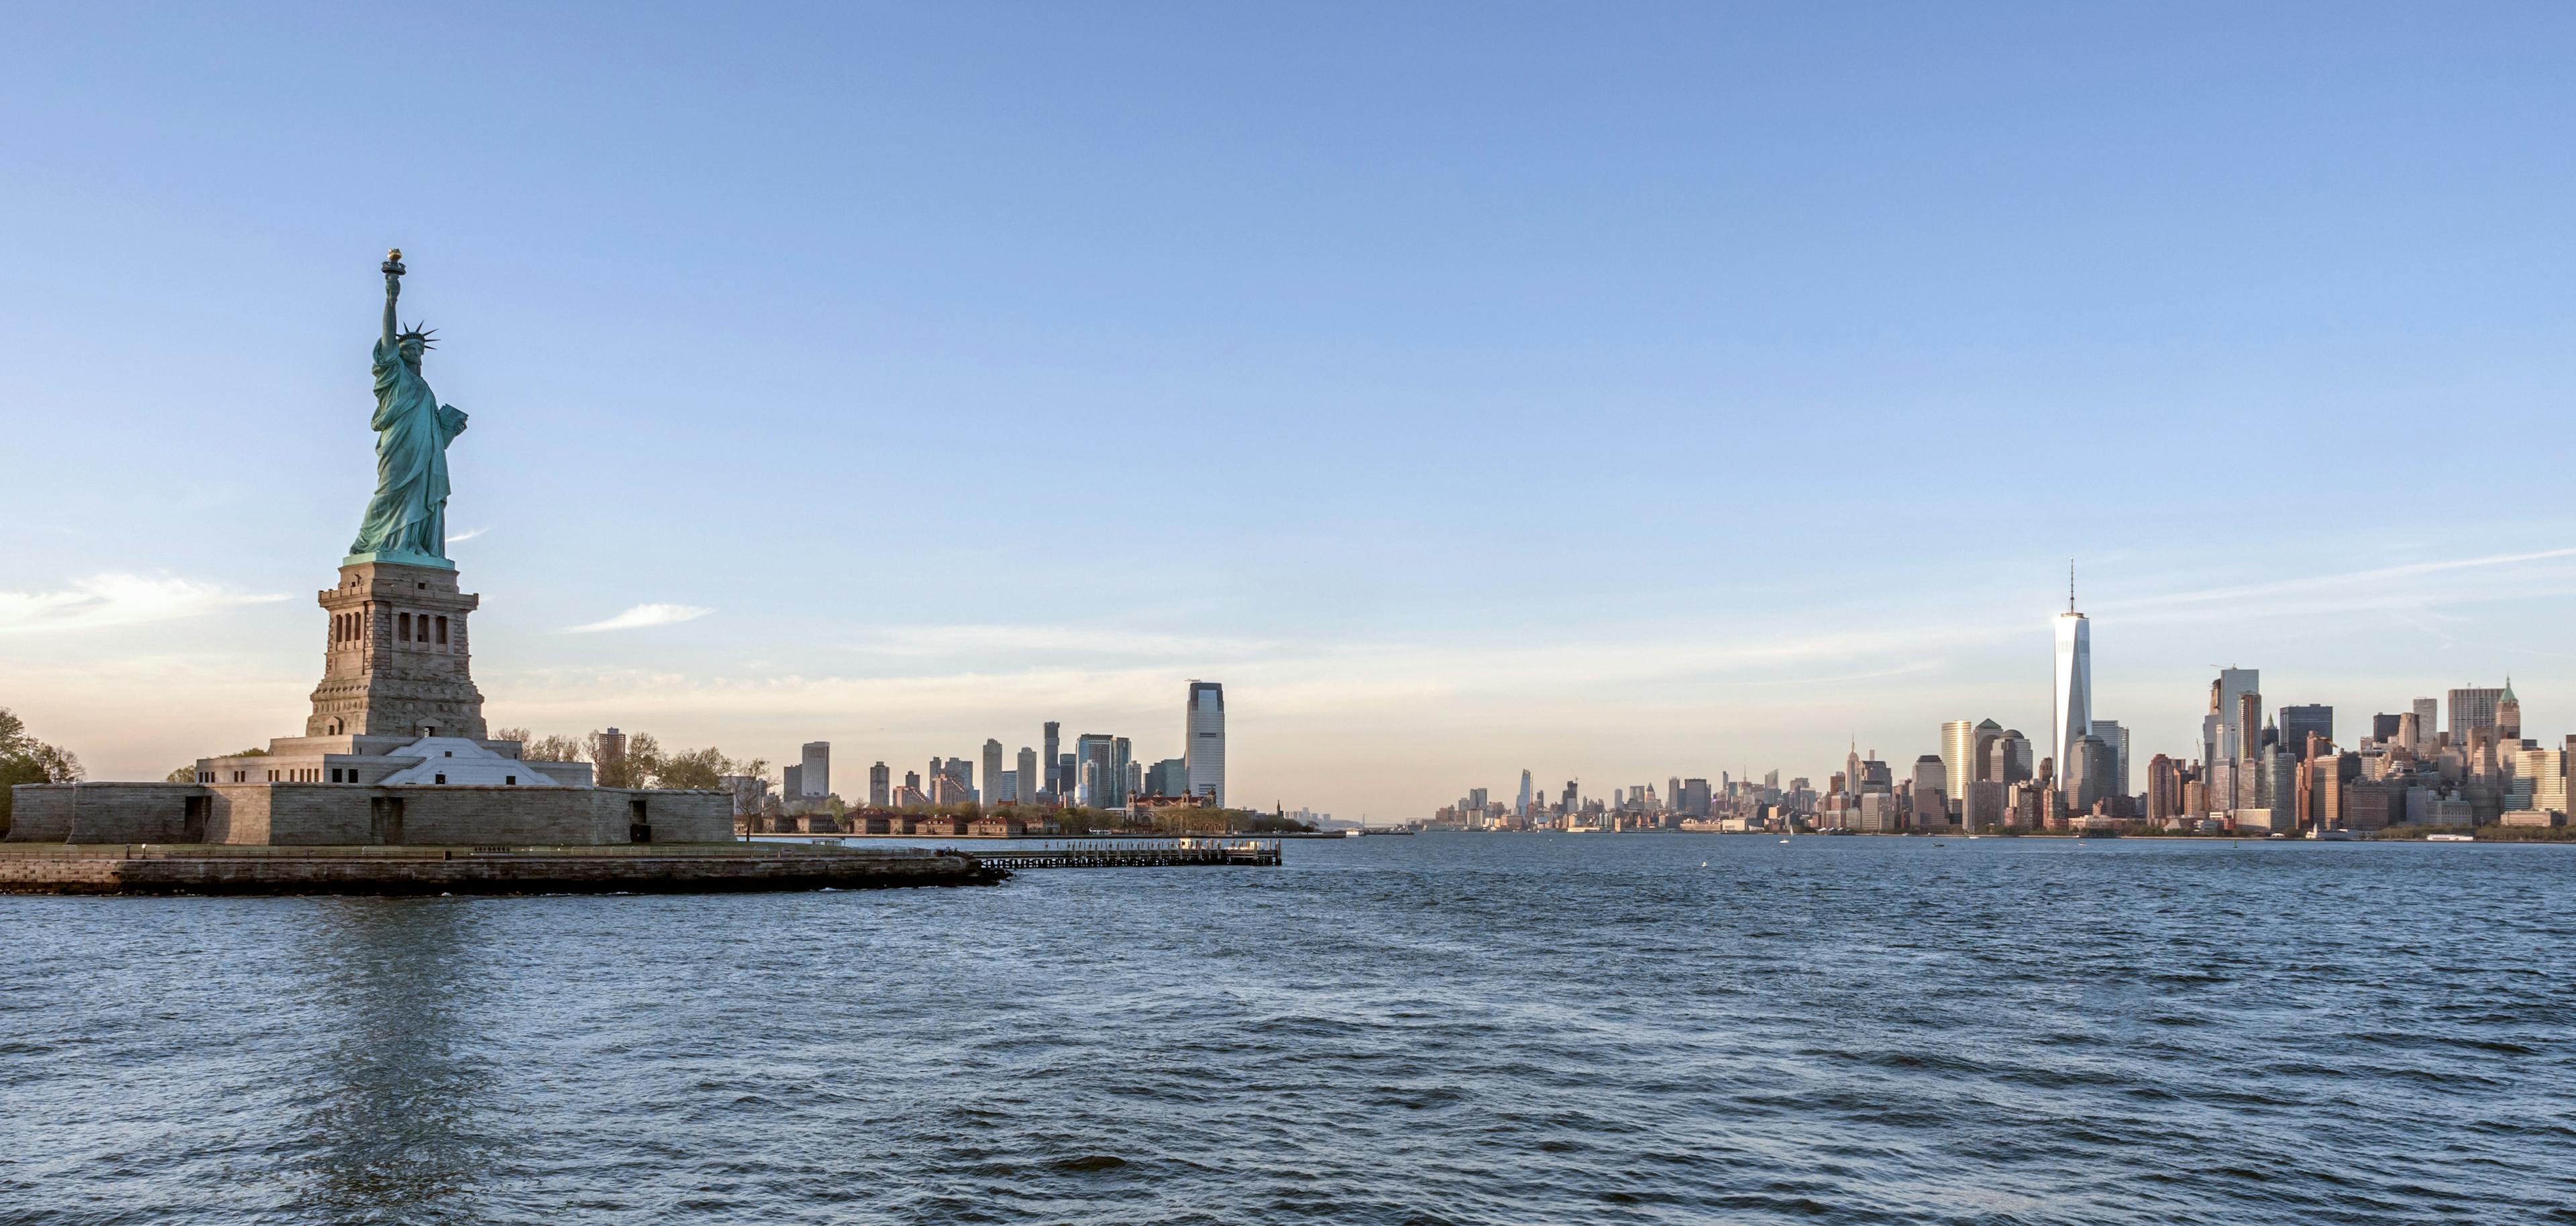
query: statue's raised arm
380 249 404 350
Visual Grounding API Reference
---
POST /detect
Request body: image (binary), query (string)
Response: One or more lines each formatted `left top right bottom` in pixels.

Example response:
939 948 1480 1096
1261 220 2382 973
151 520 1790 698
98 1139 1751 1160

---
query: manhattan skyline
6 6 2576 819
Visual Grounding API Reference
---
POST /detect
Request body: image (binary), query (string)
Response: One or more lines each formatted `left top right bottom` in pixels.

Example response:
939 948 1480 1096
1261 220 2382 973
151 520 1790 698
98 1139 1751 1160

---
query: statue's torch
382 248 406 278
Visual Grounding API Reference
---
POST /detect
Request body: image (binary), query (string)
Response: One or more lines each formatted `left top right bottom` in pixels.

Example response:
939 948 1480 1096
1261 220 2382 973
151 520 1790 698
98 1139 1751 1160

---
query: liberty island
0 254 996 892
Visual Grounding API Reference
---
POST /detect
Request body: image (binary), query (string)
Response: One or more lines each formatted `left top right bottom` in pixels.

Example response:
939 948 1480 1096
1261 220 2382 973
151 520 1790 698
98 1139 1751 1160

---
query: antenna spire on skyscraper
2068 559 2076 612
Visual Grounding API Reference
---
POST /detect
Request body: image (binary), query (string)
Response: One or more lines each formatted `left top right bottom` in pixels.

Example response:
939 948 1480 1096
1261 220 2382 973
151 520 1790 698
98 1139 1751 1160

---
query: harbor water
4 834 2571 1224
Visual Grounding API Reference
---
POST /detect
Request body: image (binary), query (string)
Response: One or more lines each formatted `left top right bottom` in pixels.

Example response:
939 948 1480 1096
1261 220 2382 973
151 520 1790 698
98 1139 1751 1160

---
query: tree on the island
0 708 85 838
649 745 765 790
1055 806 1122 835
551 729 763 790
491 727 586 765
1241 812 1317 833
588 730 655 788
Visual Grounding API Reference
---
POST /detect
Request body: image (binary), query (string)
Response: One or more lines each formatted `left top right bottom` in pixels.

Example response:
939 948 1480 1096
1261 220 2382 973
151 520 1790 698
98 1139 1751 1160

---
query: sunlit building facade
1186 680 1226 805
2052 574 2091 788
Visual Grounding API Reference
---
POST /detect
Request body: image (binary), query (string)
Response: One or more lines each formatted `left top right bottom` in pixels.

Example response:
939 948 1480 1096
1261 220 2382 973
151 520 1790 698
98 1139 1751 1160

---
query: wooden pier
958 836 1283 869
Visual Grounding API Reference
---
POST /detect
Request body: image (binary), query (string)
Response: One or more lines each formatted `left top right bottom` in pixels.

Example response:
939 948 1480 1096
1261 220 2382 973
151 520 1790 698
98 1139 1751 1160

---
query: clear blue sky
5 3 2574 816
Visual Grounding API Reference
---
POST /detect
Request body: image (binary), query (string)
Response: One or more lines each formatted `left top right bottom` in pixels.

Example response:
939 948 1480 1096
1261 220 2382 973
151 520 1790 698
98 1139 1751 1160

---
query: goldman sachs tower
2052 563 2092 787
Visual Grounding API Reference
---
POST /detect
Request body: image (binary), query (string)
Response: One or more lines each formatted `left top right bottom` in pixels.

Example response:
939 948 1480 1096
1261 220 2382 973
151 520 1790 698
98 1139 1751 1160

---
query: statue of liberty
347 249 468 568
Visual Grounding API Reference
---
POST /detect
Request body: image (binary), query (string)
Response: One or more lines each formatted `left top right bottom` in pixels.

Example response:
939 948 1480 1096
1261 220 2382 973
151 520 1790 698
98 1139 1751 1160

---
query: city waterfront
5 834 2570 1225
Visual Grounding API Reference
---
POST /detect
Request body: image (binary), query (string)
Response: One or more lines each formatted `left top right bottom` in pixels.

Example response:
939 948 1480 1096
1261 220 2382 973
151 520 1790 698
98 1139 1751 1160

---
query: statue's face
398 338 425 364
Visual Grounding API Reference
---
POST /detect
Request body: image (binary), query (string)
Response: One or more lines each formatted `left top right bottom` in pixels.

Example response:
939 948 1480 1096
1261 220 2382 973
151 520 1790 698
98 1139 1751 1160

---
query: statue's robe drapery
349 337 468 559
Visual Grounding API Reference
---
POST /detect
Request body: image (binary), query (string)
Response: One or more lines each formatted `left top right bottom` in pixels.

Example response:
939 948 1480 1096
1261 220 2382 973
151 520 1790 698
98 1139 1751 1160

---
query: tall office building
2411 698 2440 748
1988 730 2034 785
1073 734 1115 810
996 771 1017 803
2279 706 2332 757
782 764 802 799
2053 566 2092 785
2519 744 2565 815
2498 679 2522 740
1912 755 1948 824
2088 720 2129 799
2449 686 2504 737
2257 744 2295 814
936 757 973 800
1939 720 1977 818
1042 722 1063 798
981 739 1004 807
800 741 829 797
1111 737 1133 807
1515 769 1534 818
2147 755 2182 822
868 761 890 807
2204 668 2261 762
1016 746 1038 805
590 721 626 773
1146 757 1188 797
1185 680 1226 805
2067 733 2115 814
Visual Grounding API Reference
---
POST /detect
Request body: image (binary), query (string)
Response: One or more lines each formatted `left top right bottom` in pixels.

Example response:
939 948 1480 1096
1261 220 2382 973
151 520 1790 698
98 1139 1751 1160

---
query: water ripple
3 836 2574 1223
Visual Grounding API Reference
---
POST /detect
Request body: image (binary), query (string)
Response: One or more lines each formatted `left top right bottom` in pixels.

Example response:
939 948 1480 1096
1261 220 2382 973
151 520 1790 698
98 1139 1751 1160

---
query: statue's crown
396 321 437 350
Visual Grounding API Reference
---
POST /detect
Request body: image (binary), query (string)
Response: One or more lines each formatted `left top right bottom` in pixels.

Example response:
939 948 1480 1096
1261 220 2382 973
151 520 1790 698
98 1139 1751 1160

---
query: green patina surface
347 255 466 570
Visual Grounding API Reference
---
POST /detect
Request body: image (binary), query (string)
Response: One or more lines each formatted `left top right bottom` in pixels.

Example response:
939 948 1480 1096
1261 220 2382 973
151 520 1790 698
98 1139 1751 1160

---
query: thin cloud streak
2106 546 2576 622
0 574 286 634
561 604 713 634
445 526 488 544
861 624 1283 659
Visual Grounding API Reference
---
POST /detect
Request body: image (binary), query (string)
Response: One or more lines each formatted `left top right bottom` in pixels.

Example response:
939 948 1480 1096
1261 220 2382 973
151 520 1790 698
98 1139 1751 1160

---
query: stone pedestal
307 562 487 740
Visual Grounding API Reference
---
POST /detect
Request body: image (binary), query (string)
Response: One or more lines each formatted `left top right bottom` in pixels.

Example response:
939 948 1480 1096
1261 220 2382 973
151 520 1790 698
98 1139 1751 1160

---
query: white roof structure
376 737 566 787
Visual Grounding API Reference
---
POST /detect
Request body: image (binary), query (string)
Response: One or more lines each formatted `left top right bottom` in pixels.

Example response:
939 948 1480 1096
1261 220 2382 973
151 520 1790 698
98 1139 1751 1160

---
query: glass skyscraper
2052 569 2091 788
1185 680 1226 805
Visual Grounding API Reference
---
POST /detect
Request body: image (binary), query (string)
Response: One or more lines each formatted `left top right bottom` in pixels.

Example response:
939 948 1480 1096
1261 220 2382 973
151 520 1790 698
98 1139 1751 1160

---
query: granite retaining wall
0 844 1002 894
6 782 732 846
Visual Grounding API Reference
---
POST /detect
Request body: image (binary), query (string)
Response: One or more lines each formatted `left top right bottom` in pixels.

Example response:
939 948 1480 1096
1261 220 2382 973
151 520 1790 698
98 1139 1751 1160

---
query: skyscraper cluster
1429 567 2565 838
753 681 1228 826
2145 677 2548 834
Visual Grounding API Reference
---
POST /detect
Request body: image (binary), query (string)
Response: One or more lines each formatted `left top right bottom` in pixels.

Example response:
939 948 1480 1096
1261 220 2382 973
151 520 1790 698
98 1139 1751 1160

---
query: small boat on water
2428 833 2475 842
